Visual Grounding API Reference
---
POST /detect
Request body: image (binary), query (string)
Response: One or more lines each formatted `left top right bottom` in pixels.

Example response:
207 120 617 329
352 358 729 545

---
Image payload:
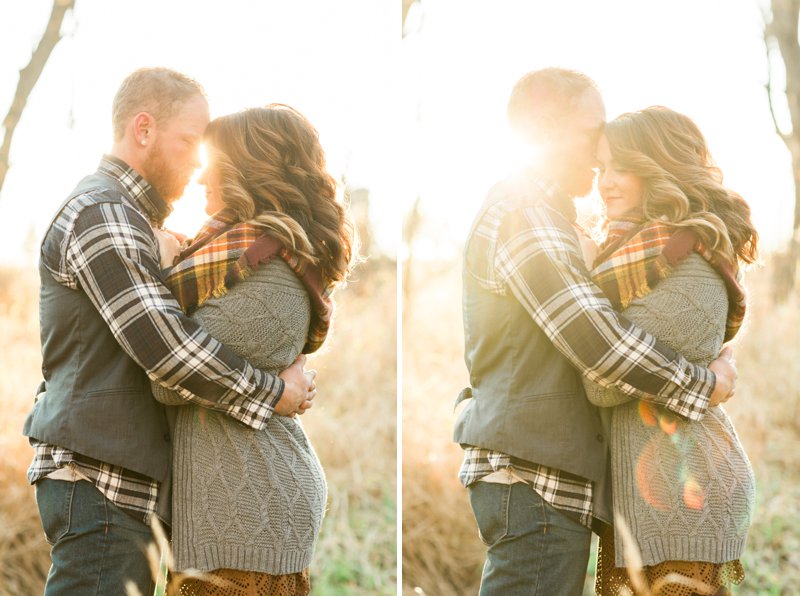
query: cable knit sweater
152 259 327 575
583 253 755 567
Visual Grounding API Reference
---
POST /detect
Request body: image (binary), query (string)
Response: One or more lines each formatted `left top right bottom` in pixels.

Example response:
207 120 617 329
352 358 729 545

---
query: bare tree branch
402 195 421 322
762 0 800 299
0 0 76 194
763 37 792 143
402 0 416 31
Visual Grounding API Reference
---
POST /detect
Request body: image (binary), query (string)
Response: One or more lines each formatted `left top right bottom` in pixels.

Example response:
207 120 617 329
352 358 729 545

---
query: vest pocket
515 390 575 403
83 387 144 400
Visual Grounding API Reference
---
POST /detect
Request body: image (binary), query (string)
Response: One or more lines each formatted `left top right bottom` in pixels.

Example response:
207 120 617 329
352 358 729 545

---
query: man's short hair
111 67 206 141
507 68 599 143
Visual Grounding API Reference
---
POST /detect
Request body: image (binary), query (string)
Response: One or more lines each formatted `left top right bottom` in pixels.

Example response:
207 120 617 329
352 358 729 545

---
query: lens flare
635 439 671 511
658 415 678 436
638 401 658 427
683 474 705 510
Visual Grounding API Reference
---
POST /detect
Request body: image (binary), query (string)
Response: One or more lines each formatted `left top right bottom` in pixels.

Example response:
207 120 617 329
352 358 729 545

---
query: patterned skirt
595 526 744 596
174 568 311 596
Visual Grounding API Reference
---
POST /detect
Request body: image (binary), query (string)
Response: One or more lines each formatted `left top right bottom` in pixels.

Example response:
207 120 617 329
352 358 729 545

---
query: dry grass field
0 259 397 596
402 257 800 595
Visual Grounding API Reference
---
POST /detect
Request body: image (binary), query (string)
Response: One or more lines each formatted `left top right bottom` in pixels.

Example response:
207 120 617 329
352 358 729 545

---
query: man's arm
487 203 724 420
56 200 304 429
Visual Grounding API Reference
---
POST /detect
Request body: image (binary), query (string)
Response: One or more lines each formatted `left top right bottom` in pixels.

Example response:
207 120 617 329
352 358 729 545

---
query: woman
151 104 354 595
582 107 758 595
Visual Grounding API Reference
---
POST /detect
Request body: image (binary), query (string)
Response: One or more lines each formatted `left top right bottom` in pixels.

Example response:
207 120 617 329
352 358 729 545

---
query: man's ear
518 112 558 147
132 112 156 147
534 113 559 144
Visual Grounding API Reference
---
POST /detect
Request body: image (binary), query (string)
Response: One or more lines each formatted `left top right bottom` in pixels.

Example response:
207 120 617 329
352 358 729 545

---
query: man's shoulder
42 182 152 262
476 176 570 238
58 179 146 230
487 171 566 213
66 173 129 210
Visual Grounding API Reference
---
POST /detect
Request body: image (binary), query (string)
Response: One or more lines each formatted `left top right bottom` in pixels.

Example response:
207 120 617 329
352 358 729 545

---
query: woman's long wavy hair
604 106 758 266
204 104 354 286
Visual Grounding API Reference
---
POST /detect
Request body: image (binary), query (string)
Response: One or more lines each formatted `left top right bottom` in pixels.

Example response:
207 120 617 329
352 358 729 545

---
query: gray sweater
152 259 327 575
584 254 754 567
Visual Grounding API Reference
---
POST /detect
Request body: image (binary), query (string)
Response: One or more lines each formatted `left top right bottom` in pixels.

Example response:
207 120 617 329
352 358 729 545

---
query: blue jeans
35 478 155 596
468 480 591 595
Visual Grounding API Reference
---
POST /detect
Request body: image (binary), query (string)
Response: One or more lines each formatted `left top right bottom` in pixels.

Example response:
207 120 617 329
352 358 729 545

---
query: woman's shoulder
243 257 306 293
191 257 310 370
665 252 724 284
195 258 309 321
637 252 728 323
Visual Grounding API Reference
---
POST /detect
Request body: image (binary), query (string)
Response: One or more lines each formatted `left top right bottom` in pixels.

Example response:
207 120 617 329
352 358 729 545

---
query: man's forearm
496 206 714 419
67 202 284 429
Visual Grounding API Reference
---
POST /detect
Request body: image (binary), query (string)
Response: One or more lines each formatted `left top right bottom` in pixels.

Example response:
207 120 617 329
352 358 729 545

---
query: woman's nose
598 170 613 191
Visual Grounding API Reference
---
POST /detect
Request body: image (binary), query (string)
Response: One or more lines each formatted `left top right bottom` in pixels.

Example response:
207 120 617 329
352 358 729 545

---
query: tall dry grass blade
125 581 143 596
145 512 234 594
3 262 397 595
614 513 651 596
144 540 163 582
150 516 174 570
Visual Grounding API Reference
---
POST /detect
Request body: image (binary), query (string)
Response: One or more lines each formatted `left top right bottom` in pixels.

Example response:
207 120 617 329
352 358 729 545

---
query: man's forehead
162 95 209 131
576 89 606 125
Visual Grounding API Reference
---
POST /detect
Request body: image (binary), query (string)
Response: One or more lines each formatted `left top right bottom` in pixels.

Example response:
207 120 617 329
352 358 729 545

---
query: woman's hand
573 224 598 270
153 228 183 269
708 346 737 407
275 355 318 417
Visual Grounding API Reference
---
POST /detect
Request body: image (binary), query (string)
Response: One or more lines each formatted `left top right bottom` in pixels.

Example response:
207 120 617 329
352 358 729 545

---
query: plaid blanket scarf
164 209 333 354
591 212 746 342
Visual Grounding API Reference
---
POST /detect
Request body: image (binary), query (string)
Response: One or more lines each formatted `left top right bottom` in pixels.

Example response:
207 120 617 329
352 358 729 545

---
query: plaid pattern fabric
100 154 172 226
468 172 715 420
592 215 675 309
459 170 719 527
165 208 333 354
41 155 284 428
460 447 593 528
29 156 287 522
28 441 157 524
593 213 747 342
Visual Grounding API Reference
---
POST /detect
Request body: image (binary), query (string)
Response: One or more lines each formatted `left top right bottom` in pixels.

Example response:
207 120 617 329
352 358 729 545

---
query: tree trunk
764 0 800 300
0 0 76 195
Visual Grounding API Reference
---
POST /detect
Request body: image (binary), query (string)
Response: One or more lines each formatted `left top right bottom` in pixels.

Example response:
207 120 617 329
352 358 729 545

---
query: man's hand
274 354 318 417
708 346 736 407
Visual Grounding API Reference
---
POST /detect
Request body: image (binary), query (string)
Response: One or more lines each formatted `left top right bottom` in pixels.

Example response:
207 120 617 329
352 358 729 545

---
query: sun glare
164 144 209 237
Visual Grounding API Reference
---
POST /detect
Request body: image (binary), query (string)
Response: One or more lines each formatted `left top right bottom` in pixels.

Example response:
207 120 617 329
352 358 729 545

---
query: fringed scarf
164 209 333 354
591 211 746 342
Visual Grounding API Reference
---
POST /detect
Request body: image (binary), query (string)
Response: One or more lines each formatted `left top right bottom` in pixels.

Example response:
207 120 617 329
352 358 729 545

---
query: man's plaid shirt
459 171 716 528
29 155 286 523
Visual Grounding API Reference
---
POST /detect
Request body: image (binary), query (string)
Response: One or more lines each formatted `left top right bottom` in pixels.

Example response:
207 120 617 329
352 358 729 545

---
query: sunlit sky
400 0 795 260
1 1 795 267
0 0 399 265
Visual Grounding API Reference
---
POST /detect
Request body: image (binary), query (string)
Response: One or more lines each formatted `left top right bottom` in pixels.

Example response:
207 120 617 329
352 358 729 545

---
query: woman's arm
581 253 730 409
151 381 189 406
582 378 635 407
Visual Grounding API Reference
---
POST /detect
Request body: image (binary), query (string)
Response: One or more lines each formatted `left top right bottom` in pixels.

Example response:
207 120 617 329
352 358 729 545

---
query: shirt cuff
664 363 714 421
232 376 285 430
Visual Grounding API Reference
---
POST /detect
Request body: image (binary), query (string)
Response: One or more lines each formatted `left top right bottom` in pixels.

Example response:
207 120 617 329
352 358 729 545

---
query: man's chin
158 183 189 204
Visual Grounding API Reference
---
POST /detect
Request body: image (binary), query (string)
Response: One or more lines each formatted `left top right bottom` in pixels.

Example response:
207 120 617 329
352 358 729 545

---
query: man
454 68 737 595
23 68 316 595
